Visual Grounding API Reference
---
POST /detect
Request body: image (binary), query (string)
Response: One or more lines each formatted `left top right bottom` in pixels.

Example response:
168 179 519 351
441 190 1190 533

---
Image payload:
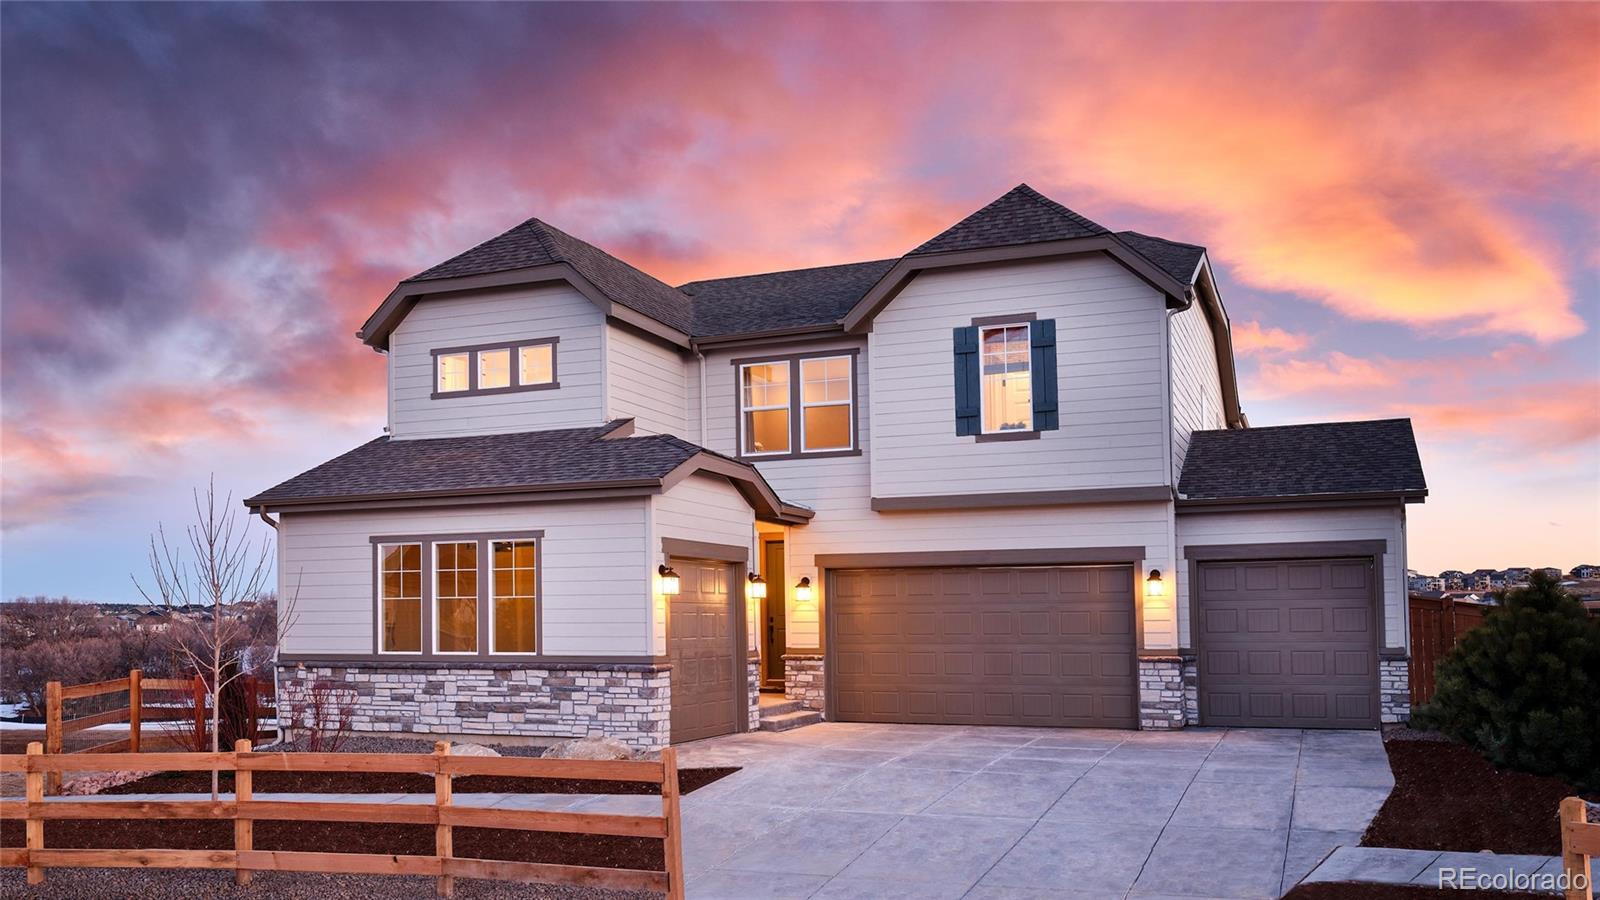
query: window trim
430 337 560 399
798 355 855 454
737 361 794 458
375 542 424 656
369 530 544 659
977 320 1035 436
488 537 540 655
731 348 862 461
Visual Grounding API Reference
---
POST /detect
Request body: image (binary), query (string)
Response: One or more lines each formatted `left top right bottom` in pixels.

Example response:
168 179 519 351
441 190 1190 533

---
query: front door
762 540 786 687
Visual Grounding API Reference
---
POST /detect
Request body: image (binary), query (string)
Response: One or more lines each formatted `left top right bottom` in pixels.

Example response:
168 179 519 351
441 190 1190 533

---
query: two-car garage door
830 565 1138 728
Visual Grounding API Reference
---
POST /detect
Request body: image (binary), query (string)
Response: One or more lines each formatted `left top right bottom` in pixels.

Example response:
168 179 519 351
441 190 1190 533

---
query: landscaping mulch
1281 882 1551 900
98 764 738 796
1363 733 1599 855
0 867 656 899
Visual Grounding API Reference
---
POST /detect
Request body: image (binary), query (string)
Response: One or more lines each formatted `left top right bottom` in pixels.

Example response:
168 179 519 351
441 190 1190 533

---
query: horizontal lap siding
278 499 649 656
606 325 688 436
650 474 756 655
1176 505 1408 650
869 257 1169 498
388 284 605 439
1168 301 1225 480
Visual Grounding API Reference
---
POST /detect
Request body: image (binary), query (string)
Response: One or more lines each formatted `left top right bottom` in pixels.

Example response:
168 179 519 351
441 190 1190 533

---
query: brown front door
667 558 740 743
762 540 786 686
1197 558 1379 729
830 565 1138 728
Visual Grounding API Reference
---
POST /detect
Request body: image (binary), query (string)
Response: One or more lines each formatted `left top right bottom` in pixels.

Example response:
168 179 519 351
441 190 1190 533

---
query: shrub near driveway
1413 571 1600 789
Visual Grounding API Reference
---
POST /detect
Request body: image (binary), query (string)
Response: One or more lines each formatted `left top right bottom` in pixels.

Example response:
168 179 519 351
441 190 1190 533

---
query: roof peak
911 183 1111 256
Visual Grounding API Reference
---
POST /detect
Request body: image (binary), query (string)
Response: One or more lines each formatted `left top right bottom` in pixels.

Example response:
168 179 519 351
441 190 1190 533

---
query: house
1571 564 1599 579
248 184 1428 750
1437 569 1467 588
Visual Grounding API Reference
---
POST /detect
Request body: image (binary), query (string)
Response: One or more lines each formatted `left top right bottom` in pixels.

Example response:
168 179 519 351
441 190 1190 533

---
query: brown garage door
831 565 1137 728
667 559 740 743
1197 558 1378 729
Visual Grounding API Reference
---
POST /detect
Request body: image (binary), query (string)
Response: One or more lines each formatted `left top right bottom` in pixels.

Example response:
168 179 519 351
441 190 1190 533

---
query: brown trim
692 325 847 351
974 431 1041 443
368 529 546 545
657 453 815 525
842 236 1188 334
1137 648 1195 660
780 652 823 660
1182 540 1388 561
370 531 546 661
429 337 560 400
280 654 670 671
1379 647 1410 661
814 546 1145 570
731 349 863 462
871 486 1172 512
1177 492 1425 511
971 312 1038 327
660 537 749 564
1193 260 1247 429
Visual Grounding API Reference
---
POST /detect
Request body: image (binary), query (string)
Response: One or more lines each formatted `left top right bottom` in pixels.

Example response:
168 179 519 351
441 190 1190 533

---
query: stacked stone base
1138 657 1188 729
747 659 762 730
278 662 671 752
783 654 825 711
1380 657 1411 724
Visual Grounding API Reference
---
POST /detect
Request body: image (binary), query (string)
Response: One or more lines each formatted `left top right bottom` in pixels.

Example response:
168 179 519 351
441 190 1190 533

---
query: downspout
695 347 707 445
1163 291 1195 652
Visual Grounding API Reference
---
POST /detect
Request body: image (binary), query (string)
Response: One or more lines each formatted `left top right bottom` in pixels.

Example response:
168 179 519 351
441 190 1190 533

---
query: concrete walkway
1303 846 1565 893
669 722 1394 899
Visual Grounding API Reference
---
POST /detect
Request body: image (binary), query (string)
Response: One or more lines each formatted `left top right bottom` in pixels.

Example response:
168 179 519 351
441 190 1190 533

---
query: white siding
649 474 757 655
605 325 688 436
1176 504 1409 650
869 257 1170 499
388 284 606 439
277 499 650 657
1169 301 1225 479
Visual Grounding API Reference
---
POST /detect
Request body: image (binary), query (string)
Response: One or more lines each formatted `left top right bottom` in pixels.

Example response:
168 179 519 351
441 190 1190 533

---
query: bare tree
134 476 296 798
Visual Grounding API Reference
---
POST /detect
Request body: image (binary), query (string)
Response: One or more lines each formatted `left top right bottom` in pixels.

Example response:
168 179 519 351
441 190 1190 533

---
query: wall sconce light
1146 569 1164 598
746 573 767 600
794 576 814 603
657 565 681 596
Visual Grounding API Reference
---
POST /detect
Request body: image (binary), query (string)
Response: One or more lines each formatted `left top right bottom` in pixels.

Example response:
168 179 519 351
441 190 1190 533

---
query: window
432 338 559 397
491 539 538 653
379 543 422 653
800 356 852 451
979 323 1033 433
436 353 469 393
435 541 478 653
740 362 791 455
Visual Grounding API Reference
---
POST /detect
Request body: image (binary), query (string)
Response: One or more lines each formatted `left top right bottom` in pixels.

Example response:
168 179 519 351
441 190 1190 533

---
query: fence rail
1563 797 1597 900
1408 595 1487 705
0 740 685 899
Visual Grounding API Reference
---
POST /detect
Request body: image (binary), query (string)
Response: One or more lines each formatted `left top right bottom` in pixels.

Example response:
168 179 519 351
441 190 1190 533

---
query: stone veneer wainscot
1138 657 1187 729
279 661 671 752
1379 657 1411 724
783 654 825 712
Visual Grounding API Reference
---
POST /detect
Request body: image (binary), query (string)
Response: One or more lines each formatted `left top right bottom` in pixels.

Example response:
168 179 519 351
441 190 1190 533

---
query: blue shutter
1031 319 1059 431
953 326 980 436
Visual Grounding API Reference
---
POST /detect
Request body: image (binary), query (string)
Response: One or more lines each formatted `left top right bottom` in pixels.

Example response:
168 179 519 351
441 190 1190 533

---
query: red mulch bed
98 766 737 797
1363 737 1598 855
1282 883 1550 900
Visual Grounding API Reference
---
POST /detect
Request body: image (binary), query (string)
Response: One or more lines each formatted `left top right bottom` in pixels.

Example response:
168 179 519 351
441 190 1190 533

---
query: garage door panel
1198 558 1377 729
668 559 739 744
831 565 1137 728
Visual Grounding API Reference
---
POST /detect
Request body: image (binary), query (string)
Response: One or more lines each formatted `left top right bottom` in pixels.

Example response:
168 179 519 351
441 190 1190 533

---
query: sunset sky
2 2 1597 601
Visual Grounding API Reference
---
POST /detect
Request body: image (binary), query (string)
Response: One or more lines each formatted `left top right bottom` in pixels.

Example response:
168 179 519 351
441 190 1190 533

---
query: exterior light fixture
657 565 681 596
1146 569 1164 597
794 576 814 603
746 573 767 600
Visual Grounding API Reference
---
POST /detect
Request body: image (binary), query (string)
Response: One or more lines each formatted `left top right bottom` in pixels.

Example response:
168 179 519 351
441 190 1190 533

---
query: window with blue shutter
953 326 980 435
1030 318 1059 432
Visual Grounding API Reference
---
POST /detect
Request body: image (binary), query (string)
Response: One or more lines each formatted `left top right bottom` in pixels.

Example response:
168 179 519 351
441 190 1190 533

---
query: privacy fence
1407 595 1487 705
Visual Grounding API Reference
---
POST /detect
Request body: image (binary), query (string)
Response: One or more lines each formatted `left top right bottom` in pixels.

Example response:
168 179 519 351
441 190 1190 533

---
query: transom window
372 532 542 657
980 323 1033 434
433 338 558 397
378 543 422 653
737 353 857 458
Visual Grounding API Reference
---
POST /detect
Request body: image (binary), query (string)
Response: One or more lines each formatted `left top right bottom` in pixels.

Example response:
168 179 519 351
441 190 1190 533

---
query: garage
667 558 742 743
1197 558 1379 728
829 565 1138 728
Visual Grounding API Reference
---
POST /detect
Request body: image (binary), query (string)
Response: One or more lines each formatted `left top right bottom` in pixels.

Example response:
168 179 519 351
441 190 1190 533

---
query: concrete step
758 709 823 732
758 698 805 718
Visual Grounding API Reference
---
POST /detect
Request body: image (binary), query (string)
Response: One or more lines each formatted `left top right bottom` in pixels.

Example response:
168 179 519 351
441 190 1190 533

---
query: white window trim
738 362 793 457
978 321 1034 435
487 537 538 656
518 343 555 386
432 541 478 656
436 353 470 394
376 542 423 656
799 355 855 453
476 347 512 390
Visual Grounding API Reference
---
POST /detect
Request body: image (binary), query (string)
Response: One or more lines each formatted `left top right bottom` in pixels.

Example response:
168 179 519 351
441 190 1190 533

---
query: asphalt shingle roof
1179 419 1427 501
246 423 707 505
680 259 898 337
911 184 1110 255
1115 231 1206 283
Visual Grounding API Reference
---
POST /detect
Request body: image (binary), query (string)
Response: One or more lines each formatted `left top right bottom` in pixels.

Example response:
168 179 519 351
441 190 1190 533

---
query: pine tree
1414 571 1600 789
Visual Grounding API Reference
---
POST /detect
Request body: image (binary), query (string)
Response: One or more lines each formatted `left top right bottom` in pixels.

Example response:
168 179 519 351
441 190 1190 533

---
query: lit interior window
477 348 511 389
800 356 852 451
435 541 478 653
519 344 554 385
492 539 537 653
980 324 1033 433
380 543 422 653
436 353 469 393
741 362 791 454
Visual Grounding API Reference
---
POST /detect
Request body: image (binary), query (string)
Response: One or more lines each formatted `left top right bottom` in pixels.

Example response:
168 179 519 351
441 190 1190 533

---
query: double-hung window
953 316 1057 438
433 338 558 397
979 323 1033 434
738 353 857 458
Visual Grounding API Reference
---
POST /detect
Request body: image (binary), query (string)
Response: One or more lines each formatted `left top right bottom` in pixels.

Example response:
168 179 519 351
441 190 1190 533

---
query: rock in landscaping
450 743 501 757
544 735 635 760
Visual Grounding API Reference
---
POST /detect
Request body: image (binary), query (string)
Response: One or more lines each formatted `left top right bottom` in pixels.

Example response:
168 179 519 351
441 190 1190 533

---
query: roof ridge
1116 230 1207 251
677 258 897 291
1197 417 1414 435
523 218 563 262
537 219 683 294
1012 183 1110 235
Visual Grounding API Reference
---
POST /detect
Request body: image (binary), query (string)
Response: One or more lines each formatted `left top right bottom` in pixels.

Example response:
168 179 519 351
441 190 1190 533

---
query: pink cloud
1232 321 1310 357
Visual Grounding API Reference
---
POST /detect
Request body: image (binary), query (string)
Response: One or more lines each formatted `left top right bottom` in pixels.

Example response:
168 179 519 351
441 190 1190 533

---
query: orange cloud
1400 382 1600 450
1253 352 1398 399
1232 321 1310 357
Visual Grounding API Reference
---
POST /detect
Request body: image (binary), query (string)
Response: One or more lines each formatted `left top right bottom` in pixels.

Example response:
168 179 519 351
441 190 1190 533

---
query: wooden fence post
1562 797 1593 900
235 739 253 886
435 741 453 898
128 670 143 753
192 674 208 751
44 682 62 795
660 745 684 900
25 741 45 885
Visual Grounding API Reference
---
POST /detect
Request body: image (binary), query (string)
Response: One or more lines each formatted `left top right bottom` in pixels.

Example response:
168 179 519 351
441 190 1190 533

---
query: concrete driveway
671 721 1394 900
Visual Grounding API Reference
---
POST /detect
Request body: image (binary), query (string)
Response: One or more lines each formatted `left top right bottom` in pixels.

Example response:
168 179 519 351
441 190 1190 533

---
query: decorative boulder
451 743 501 758
544 735 635 760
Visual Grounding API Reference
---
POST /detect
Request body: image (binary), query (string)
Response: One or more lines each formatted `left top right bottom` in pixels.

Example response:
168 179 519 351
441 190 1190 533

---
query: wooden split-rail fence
0 741 686 899
1563 797 1597 900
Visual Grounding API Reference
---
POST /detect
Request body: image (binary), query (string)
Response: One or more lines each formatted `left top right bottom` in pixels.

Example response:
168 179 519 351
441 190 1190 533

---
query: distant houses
1407 564 1600 616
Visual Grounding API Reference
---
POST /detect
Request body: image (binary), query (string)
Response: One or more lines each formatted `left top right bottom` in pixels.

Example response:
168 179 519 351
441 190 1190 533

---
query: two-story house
248 185 1427 750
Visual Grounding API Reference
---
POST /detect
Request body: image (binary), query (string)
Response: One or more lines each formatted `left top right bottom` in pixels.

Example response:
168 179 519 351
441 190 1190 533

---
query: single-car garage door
1197 558 1378 729
830 565 1137 728
668 559 740 743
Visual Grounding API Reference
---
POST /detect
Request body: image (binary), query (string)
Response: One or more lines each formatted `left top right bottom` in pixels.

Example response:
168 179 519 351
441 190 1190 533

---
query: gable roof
1178 419 1427 504
912 184 1110 255
246 421 811 523
1115 231 1206 283
680 259 898 339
